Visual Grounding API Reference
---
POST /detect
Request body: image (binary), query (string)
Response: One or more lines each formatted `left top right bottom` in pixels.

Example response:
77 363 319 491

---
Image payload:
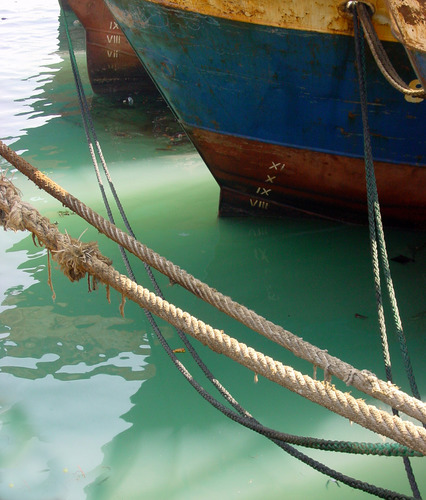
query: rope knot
52 235 112 282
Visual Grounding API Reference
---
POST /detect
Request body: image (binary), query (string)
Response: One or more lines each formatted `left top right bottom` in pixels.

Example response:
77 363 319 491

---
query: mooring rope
59 2 285 458
0 4 421 497
352 4 422 497
1 139 425 430
59 1 269 438
347 1 425 98
0 177 425 459
55 9 424 496
353 0 422 404
1 175 425 499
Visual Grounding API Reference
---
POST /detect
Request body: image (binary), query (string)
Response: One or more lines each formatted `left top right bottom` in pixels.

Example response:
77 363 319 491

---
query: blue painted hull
106 0 426 226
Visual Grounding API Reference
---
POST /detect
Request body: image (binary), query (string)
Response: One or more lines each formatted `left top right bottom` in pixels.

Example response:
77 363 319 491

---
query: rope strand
352 7 422 497
1 178 425 458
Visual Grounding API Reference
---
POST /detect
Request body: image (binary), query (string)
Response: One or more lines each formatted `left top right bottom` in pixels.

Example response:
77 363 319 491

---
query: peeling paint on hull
385 0 426 87
105 0 426 227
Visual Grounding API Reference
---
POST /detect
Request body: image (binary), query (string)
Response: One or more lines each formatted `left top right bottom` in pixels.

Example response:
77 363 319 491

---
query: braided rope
61 3 278 446
1 139 425 428
353 12 422 497
137 313 419 500
353 3 421 402
348 1 425 98
0 179 425 456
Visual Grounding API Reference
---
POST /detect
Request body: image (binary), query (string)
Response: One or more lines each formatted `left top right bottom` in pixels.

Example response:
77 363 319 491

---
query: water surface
0 2 425 499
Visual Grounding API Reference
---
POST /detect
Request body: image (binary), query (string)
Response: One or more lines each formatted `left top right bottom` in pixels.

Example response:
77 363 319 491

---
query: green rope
352 4 422 498
353 1 421 402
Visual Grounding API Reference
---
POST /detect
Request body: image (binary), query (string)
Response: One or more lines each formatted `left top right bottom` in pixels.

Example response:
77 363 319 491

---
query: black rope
59 4 421 498
352 4 422 498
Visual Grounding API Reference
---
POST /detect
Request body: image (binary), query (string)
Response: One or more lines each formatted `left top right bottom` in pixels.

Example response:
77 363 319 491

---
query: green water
0 2 425 499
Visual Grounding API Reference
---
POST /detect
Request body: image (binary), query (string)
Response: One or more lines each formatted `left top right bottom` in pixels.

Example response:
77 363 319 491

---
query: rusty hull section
187 127 426 228
148 0 396 40
385 0 426 51
385 0 426 86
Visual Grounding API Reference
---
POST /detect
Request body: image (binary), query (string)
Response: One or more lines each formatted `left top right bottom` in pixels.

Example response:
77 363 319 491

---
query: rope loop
345 0 426 98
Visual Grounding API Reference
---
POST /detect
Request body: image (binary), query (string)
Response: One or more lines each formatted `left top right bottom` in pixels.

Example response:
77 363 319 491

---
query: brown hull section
66 0 155 95
187 127 426 228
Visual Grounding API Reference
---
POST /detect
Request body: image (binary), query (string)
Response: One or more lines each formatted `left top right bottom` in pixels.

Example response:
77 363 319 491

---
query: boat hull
106 0 426 227
66 0 157 96
187 126 425 226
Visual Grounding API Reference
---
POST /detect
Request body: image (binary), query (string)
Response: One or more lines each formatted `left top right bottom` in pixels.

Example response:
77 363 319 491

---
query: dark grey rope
60 4 421 498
